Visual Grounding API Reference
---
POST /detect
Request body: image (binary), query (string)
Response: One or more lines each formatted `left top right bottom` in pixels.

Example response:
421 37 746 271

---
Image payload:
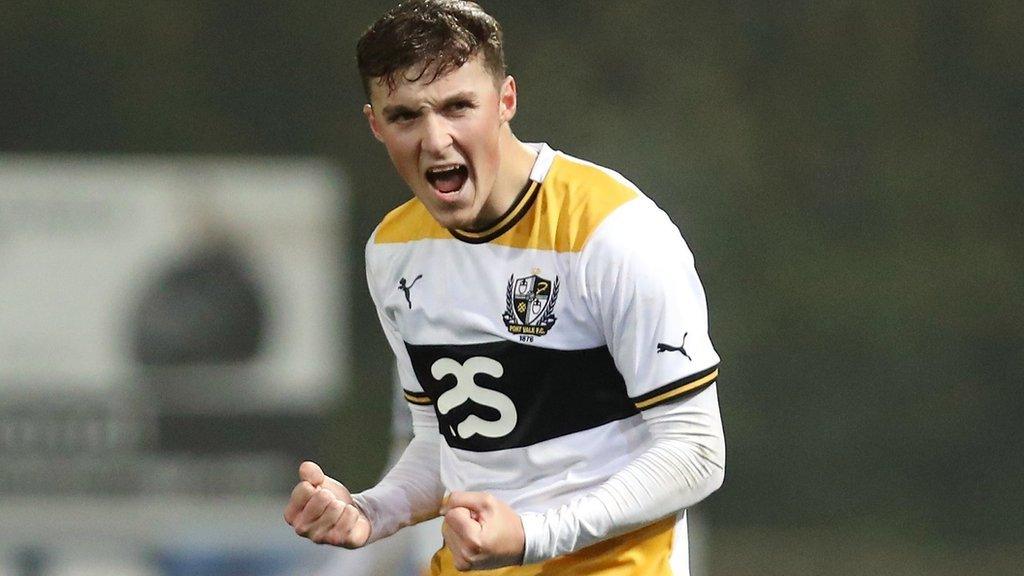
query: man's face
364 56 517 231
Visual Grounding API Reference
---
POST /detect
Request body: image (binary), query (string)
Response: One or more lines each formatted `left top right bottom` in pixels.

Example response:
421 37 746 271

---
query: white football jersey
365 143 720 574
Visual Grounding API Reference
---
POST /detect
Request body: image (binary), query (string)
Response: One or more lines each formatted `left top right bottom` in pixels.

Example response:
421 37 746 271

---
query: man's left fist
441 491 526 571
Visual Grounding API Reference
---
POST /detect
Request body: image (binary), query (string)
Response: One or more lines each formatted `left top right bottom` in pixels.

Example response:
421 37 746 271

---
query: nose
420 113 453 155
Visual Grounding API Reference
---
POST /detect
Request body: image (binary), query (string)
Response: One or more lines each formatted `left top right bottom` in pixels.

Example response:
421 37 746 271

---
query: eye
444 99 474 115
387 110 419 124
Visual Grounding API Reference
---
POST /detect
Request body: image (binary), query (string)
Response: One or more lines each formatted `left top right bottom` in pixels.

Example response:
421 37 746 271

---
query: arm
520 384 724 562
351 403 446 543
284 235 446 547
282 406 445 547
440 386 724 568
441 386 723 569
354 236 448 542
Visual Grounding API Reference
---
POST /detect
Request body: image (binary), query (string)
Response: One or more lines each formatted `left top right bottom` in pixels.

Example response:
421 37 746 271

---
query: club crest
502 274 559 336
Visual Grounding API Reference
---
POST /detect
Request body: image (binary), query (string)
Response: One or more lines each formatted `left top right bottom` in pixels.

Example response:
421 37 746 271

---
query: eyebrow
380 91 478 118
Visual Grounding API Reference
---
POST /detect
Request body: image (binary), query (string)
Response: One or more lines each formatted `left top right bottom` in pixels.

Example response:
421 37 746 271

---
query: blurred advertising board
0 156 349 498
0 155 347 411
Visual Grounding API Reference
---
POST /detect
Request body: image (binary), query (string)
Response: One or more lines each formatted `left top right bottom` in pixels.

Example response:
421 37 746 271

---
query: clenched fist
283 461 371 548
441 491 525 571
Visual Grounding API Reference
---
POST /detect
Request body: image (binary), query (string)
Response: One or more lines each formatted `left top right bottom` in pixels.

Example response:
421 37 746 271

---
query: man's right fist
283 461 372 548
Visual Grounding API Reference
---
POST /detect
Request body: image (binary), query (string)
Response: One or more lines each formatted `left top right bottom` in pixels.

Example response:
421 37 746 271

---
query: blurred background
1 1 1021 575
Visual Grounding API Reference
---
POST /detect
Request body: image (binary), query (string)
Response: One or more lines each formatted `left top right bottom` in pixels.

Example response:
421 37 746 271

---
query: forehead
368 56 498 108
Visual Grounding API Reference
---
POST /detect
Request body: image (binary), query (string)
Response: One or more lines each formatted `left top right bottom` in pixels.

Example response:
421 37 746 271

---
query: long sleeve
351 403 446 544
520 384 725 562
357 234 447 542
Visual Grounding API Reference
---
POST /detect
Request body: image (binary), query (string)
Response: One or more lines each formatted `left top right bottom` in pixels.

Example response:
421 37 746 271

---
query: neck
464 131 537 232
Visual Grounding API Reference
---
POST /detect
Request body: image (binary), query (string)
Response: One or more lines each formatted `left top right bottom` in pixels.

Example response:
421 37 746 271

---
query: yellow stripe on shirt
403 390 433 405
634 369 718 411
373 154 638 253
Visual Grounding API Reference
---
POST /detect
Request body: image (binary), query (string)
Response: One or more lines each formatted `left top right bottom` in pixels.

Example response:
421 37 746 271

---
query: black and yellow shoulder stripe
373 154 638 251
632 365 719 410
403 389 432 406
449 180 541 244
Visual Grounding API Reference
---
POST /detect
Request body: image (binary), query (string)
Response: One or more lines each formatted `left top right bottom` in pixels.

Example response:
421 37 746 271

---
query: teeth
425 164 468 193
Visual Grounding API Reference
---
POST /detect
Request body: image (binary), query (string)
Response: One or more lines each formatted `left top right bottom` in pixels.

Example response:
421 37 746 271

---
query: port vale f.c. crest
502 274 559 336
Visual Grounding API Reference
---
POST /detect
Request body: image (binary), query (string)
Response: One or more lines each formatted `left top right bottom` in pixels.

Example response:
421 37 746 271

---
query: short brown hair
357 0 506 99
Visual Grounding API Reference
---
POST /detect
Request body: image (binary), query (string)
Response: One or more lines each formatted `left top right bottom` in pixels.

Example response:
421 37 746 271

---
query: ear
498 75 518 124
364 104 384 142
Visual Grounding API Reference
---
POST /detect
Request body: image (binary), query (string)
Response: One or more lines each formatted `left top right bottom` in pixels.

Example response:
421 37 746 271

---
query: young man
284 1 726 574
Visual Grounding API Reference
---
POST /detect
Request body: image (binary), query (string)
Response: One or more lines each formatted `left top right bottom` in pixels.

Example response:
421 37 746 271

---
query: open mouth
425 164 469 193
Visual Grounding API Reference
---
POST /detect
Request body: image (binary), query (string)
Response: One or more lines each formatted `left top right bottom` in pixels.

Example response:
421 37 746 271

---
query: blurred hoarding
0 156 349 575
0 155 346 411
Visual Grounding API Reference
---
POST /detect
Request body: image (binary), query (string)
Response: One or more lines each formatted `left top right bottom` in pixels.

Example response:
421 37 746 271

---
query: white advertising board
0 155 347 413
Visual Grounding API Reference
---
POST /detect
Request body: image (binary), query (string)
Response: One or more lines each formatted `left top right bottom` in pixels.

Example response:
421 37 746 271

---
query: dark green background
4 2 1022 574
